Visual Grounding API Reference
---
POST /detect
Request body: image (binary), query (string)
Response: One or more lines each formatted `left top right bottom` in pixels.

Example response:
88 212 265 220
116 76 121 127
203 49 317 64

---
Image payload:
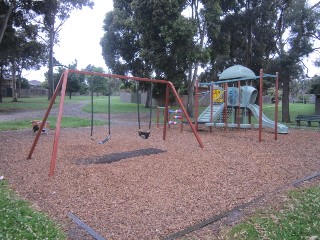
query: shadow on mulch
75 148 166 165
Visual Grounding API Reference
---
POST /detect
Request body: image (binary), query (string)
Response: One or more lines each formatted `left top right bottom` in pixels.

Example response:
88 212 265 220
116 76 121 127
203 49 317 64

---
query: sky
23 0 113 81
24 0 319 81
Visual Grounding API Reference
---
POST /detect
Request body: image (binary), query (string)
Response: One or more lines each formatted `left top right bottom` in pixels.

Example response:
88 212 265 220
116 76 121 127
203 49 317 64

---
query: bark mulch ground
0 123 320 239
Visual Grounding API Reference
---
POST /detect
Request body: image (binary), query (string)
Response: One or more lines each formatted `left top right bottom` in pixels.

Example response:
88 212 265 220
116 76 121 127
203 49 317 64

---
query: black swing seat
138 130 150 139
99 134 112 144
90 134 111 145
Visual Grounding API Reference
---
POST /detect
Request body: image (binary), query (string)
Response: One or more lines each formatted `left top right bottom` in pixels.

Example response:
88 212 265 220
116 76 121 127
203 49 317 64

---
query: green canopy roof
219 65 256 80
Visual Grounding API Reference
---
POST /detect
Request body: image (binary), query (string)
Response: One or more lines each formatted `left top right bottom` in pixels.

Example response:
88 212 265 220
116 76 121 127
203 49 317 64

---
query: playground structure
195 65 288 141
27 66 288 176
27 70 204 176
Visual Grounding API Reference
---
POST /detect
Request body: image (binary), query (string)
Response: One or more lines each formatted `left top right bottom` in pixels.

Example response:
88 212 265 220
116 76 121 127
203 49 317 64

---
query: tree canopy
0 0 47 102
101 0 320 121
32 0 94 100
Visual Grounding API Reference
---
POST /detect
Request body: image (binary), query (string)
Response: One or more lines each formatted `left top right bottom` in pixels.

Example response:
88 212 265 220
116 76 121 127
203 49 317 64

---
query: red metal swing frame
27 69 204 176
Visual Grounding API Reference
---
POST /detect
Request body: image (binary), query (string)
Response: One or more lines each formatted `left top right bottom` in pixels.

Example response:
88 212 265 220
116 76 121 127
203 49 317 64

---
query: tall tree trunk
315 95 320 115
245 0 252 67
17 68 22 98
0 0 15 45
145 87 151 108
187 23 206 117
187 70 195 117
48 25 55 100
281 73 290 122
0 67 3 103
11 60 17 102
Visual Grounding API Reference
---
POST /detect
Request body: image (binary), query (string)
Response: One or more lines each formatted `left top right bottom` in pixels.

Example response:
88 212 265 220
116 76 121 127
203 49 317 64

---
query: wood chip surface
1 124 319 239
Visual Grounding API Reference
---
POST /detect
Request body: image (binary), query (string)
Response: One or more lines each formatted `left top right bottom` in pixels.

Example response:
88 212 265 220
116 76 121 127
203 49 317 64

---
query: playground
1 120 320 239
1 66 320 239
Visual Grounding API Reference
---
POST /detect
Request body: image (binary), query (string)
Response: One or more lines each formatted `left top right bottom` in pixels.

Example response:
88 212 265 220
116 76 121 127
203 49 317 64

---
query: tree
51 60 85 99
84 65 107 96
204 0 278 78
101 0 202 109
32 0 94 100
204 0 320 122
271 0 320 122
308 75 320 114
0 0 14 45
132 0 198 104
0 0 47 102
309 76 320 95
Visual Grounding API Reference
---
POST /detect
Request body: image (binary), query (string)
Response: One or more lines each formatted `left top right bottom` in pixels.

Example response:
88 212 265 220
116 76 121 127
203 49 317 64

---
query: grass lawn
82 95 151 114
0 97 57 110
0 117 106 131
0 179 66 239
0 96 91 111
225 185 320 239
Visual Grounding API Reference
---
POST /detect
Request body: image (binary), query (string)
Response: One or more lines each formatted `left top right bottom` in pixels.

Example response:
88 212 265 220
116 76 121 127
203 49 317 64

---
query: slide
197 104 224 123
247 104 288 134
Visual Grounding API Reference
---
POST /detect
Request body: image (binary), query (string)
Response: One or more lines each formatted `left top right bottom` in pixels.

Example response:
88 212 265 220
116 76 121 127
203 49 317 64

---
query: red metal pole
275 72 279 140
259 69 263 143
49 70 69 176
210 84 213 133
27 73 64 160
168 82 204 148
68 69 170 84
163 84 170 140
195 79 199 131
237 81 241 129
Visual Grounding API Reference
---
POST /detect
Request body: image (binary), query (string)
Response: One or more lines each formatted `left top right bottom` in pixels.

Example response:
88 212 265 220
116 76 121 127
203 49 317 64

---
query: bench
295 115 320 127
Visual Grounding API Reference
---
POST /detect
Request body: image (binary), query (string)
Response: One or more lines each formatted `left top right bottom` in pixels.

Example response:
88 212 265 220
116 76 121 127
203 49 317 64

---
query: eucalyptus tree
204 0 278 77
32 0 94 100
0 0 46 102
183 0 220 115
84 64 108 96
101 0 203 111
100 1 153 106
308 76 320 114
51 60 85 99
101 0 146 76
204 0 320 122
131 0 196 82
0 0 14 44
270 0 320 122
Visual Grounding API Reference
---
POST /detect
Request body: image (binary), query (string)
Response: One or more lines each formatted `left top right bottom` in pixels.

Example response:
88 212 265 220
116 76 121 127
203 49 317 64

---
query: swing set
27 69 204 176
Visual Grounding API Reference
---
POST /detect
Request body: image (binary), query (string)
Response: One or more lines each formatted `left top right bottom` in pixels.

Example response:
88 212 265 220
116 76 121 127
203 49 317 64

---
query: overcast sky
24 0 113 81
24 0 319 81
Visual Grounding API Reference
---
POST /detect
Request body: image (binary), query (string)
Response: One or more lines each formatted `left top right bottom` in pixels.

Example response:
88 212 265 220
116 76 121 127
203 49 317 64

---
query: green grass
262 103 317 127
225 185 320 239
0 97 56 110
0 96 90 111
0 179 66 239
0 117 106 131
0 95 150 114
1 96 318 129
82 96 150 114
